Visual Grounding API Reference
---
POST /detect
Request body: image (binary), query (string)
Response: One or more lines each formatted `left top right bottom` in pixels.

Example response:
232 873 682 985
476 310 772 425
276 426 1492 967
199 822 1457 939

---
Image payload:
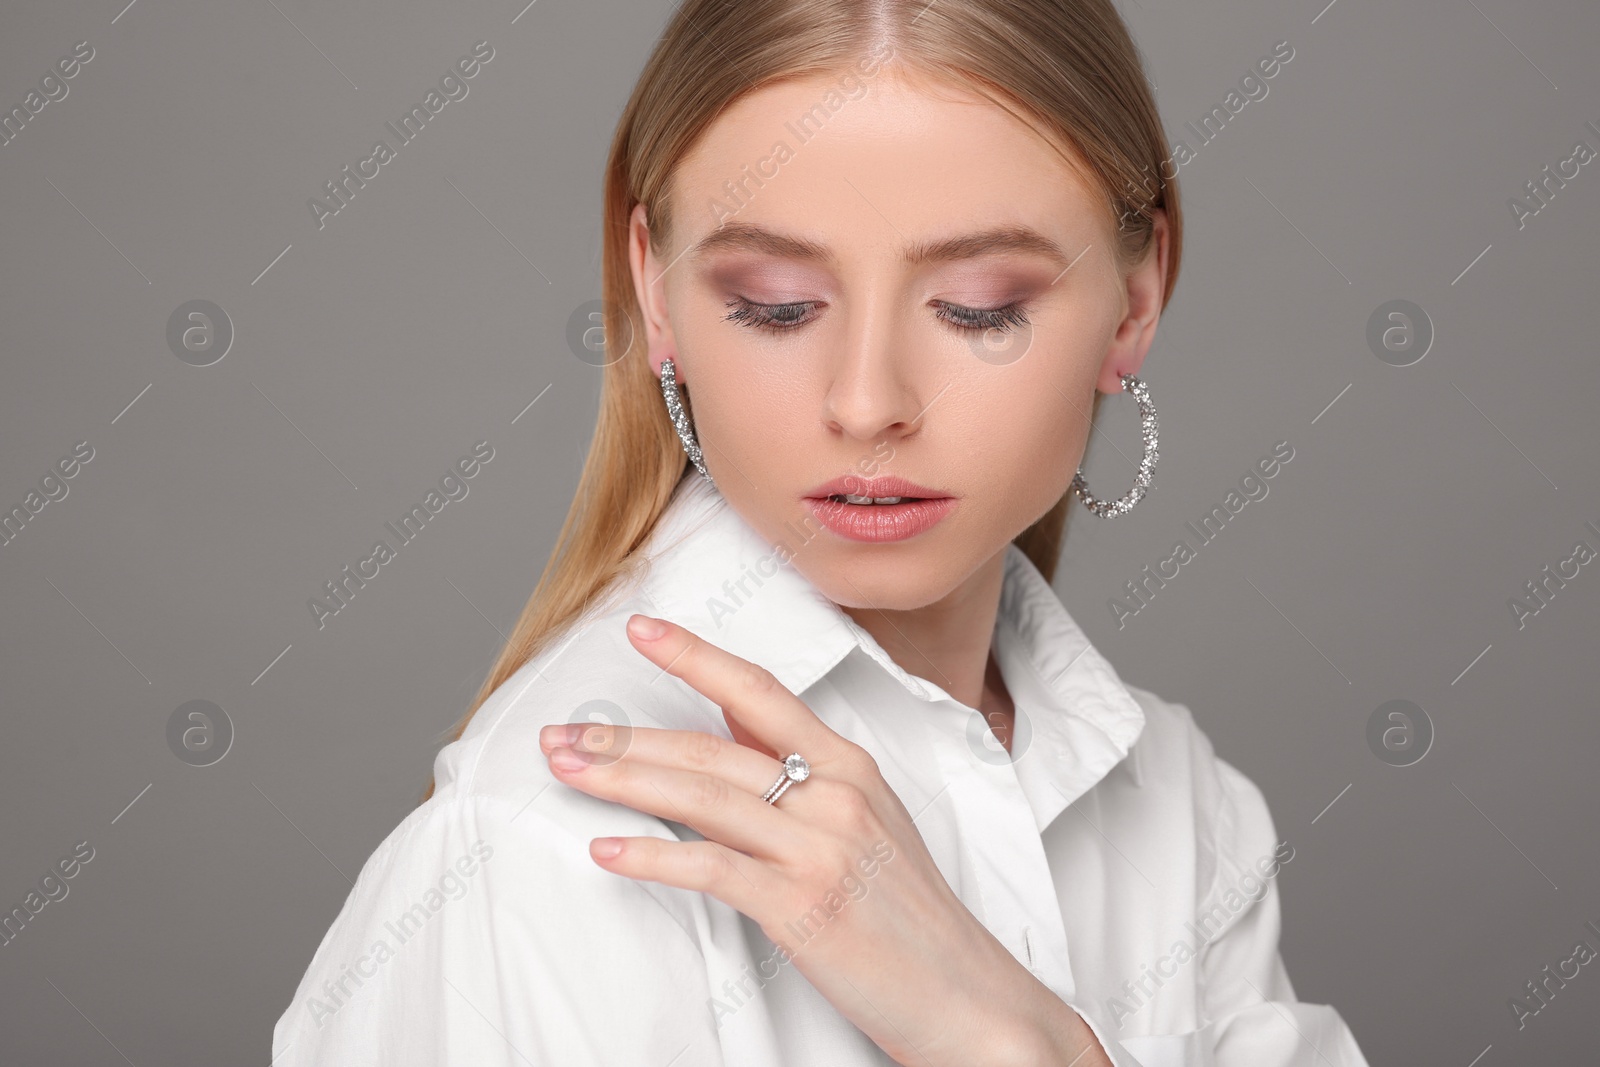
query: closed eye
723 297 813 332
723 297 1031 335
932 300 1031 333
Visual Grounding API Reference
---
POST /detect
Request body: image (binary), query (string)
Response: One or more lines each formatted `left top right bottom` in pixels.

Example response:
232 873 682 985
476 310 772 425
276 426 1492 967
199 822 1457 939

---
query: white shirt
273 474 1372 1066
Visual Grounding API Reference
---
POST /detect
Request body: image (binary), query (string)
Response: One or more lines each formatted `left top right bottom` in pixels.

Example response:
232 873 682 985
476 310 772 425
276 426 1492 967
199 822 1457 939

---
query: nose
820 302 931 443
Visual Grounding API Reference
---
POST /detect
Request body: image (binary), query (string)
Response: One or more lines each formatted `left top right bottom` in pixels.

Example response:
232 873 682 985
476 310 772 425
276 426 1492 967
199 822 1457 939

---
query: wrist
950 948 1111 1066
925 922 1113 1066
1006 981 1113 1066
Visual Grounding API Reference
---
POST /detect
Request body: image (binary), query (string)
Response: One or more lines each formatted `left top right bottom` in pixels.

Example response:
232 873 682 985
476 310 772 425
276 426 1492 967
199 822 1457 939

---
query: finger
547 744 805 859
723 711 768 760
541 723 778 800
588 836 776 916
624 613 850 769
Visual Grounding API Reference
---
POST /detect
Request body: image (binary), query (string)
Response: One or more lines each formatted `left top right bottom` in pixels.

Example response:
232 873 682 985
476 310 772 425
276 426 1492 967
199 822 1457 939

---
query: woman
273 1 1371 1063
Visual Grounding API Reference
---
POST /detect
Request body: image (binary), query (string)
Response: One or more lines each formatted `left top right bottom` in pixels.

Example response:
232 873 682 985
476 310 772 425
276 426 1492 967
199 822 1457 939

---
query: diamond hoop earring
1070 372 1158 518
659 357 713 485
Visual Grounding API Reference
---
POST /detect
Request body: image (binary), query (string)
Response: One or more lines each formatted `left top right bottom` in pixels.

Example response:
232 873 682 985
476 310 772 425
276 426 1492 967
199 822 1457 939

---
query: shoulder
1114 681 1222 808
365 585 729 929
273 581 729 1061
1116 682 1290 911
431 583 718 815
271 787 723 1064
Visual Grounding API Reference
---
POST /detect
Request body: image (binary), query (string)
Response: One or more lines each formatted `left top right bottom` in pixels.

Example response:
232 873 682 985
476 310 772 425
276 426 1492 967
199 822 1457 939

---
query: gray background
1 0 1596 1063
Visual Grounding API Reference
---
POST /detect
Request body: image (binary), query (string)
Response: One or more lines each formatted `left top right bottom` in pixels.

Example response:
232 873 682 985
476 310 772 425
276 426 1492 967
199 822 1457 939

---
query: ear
628 202 683 381
1096 207 1169 394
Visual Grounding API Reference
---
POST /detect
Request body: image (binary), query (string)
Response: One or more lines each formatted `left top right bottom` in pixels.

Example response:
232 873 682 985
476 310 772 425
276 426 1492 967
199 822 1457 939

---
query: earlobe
1096 327 1147 393
1096 359 1141 395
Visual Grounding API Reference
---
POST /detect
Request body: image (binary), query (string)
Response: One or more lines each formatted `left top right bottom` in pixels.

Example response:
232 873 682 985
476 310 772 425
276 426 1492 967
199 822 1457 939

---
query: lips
802 474 956 543
802 474 952 503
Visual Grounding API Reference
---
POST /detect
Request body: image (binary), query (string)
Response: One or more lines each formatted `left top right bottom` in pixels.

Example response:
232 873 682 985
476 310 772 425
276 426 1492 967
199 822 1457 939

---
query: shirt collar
636 475 1147 825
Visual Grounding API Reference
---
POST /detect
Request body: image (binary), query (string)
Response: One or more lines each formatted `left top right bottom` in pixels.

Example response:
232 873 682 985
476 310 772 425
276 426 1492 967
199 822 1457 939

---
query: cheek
954 354 1101 529
676 343 812 492
977 403 1081 514
671 304 819 447
976 355 1094 472
686 349 801 435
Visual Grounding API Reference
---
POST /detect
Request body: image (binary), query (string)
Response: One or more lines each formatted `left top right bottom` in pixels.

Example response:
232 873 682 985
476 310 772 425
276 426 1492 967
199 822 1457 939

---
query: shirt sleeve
271 792 727 1066
1195 757 1372 1067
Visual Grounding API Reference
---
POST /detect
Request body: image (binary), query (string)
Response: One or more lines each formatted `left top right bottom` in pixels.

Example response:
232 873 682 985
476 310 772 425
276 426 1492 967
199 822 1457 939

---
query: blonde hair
420 0 1181 802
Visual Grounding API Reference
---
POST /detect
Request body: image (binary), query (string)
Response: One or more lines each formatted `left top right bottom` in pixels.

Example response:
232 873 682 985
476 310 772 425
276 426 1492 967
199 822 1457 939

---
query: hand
537 613 1107 1066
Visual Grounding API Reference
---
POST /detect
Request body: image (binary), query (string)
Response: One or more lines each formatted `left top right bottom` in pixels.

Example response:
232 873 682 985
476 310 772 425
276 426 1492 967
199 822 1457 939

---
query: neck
840 547 1009 712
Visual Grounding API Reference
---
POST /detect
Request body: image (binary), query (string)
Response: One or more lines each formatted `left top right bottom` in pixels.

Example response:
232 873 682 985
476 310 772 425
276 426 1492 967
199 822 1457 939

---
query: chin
794 538 979 614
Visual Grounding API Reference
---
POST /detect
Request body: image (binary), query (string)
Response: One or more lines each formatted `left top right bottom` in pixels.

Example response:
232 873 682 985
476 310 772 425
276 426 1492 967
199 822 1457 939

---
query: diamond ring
761 752 810 806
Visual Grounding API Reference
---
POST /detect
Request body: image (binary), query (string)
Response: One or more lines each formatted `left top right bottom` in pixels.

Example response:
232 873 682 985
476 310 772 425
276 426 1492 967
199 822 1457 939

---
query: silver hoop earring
659 357 713 485
1071 372 1158 518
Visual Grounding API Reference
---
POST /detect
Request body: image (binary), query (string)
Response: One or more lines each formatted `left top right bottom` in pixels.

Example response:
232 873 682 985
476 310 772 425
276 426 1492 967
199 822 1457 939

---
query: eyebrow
685 221 1074 269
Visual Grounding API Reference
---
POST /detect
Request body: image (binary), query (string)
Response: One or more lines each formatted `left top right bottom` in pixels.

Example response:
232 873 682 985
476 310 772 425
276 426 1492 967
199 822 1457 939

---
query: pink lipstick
802 474 957 543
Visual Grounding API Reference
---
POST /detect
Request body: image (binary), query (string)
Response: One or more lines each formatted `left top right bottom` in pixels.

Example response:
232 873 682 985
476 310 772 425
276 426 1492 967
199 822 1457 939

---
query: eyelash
723 297 1031 335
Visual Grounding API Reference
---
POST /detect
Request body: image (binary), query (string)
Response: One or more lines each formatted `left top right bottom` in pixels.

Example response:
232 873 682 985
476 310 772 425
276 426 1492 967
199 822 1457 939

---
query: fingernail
541 723 582 749
591 838 623 860
549 746 590 772
627 614 667 640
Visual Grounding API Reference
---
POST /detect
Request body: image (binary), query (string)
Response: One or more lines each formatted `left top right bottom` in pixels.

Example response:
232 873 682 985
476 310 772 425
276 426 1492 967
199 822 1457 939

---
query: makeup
802 475 955 543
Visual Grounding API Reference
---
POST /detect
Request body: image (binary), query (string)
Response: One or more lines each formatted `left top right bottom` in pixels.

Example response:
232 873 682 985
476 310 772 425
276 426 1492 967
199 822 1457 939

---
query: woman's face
629 65 1166 614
